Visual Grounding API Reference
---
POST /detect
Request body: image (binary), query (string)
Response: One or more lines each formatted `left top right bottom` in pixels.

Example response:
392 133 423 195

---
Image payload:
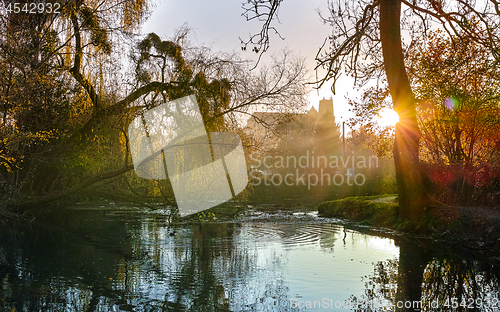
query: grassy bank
317 195 400 228
317 195 500 252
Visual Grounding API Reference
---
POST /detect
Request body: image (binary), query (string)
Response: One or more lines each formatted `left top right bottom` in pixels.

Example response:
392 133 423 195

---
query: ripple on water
5 208 497 312
238 223 343 250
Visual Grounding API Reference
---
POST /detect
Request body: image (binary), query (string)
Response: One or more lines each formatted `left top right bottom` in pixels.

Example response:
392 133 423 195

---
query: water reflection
0 208 499 311
421 257 500 311
355 238 500 312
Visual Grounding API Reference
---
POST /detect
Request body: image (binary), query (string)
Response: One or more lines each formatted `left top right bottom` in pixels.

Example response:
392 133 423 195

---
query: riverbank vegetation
0 0 499 241
348 31 500 208
0 4 309 218
245 0 500 223
318 194 500 253
318 195 399 227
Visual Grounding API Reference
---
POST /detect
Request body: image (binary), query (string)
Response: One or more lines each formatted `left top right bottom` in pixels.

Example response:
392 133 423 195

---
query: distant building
306 98 334 121
245 98 340 155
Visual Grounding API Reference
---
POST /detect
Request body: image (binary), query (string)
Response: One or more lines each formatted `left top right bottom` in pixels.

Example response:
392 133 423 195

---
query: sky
141 0 358 126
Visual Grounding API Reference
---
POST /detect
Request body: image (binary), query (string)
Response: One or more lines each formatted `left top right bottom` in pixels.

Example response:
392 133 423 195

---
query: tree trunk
379 0 426 219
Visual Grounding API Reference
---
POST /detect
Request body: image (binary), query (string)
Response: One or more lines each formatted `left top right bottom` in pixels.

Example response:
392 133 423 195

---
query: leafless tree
241 0 500 218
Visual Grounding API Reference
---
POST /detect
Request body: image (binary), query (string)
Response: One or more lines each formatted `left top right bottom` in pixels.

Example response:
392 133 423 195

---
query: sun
378 108 399 127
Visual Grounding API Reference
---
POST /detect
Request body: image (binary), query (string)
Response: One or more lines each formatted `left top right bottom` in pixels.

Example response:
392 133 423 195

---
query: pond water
0 206 499 311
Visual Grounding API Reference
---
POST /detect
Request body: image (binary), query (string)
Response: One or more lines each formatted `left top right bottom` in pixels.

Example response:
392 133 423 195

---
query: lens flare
444 97 459 111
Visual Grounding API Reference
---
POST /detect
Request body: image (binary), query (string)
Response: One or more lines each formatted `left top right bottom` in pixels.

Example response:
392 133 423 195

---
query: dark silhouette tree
241 0 500 219
334 29 500 205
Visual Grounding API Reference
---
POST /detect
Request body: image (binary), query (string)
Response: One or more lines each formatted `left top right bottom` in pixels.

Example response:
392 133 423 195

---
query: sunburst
378 108 399 127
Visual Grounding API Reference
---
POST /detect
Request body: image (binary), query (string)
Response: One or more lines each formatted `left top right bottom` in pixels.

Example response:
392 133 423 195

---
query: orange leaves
408 30 500 167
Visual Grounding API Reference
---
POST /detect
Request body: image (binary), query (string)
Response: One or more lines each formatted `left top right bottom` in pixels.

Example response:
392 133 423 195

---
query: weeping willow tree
0 0 152 212
0 2 309 215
